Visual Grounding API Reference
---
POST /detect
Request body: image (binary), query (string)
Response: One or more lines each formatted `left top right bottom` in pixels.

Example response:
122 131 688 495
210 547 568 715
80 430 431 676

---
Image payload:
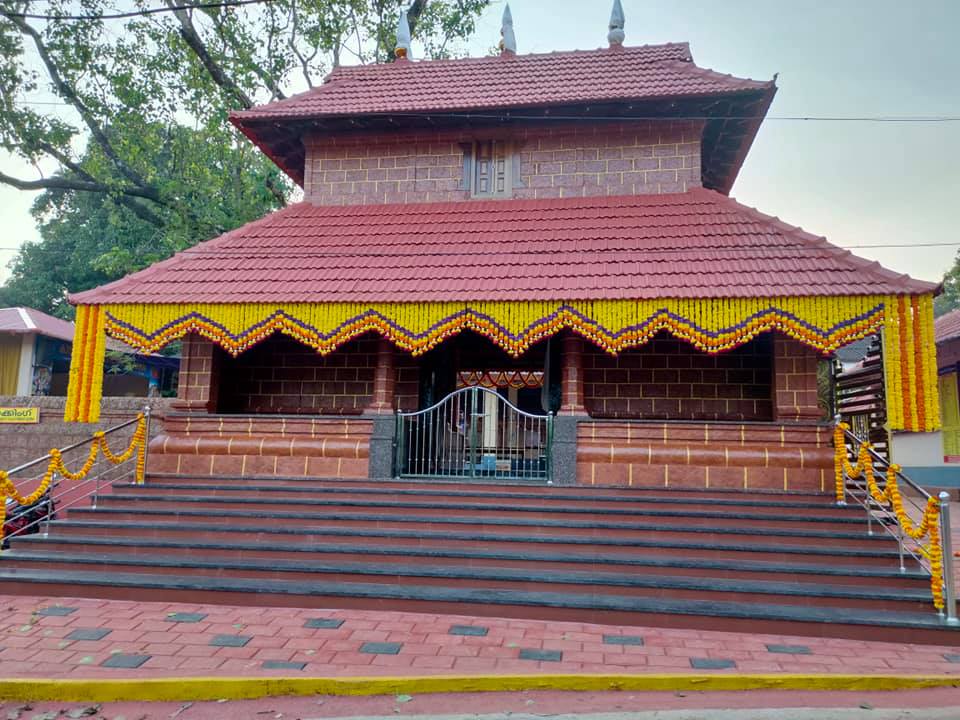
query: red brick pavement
1 595 959 679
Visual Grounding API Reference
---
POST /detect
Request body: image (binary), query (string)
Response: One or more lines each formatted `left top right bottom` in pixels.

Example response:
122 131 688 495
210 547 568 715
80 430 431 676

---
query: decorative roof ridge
68 202 309 306
703 187 939 295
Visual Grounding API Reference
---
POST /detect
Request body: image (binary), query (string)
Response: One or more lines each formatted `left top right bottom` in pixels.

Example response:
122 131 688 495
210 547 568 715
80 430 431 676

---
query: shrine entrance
394 384 553 482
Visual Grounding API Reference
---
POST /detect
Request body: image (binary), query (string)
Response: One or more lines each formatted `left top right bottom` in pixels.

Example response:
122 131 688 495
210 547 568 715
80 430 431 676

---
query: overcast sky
1 0 958 285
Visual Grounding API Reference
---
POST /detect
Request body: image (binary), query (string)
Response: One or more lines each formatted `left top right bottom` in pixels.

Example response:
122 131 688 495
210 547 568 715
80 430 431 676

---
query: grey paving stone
101 654 151 669
449 624 489 637
690 657 737 670
304 618 344 629
766 644 812 655
165 612 207 623
519 648 563 662
359 641 403 655
944 653 960 663
603 634 644 646
37 606 77 616
262 660 307 670
209 634 252 647
66 628 112 642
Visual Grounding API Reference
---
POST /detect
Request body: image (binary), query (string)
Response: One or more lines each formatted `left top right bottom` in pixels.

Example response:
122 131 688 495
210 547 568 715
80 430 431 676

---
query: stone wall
0 396 172 469
303 120 702 205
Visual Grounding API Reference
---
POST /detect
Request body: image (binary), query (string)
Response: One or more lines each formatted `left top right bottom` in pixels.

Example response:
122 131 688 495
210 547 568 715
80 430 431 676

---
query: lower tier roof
71 187 935 306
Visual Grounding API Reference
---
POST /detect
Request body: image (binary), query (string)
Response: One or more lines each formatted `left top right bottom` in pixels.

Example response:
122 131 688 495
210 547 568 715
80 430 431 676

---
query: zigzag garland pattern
103 303 885 359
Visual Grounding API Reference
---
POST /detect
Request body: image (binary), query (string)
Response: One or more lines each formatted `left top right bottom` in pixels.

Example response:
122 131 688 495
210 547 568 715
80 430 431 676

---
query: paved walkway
1 595 959 679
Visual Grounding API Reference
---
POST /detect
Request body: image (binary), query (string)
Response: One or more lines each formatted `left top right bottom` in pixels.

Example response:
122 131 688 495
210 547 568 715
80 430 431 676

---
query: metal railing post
140 404 152 485
43 471 57 538
938 492 958 624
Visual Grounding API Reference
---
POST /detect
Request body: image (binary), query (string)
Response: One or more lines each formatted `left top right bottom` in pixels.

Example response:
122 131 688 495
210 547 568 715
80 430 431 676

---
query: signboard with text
0 407 40 424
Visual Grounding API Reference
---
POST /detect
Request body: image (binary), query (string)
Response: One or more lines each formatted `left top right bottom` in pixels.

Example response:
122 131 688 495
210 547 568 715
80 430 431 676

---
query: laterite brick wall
773 335 824 421
583 334 773 421
576 420 833 492
217 335 378 415
303 120 702 205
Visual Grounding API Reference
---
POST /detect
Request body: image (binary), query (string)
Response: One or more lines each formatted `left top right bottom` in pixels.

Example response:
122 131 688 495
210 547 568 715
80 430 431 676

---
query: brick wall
583 334 773 421
149 415 373 479
175 334 219 412
217 335 377 415
303 120 702 206
577 420 833 493
773 335 824 421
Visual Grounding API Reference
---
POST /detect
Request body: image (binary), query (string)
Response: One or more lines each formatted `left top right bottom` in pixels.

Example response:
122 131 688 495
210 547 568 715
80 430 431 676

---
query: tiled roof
0 307 77 343
71 188 936 306
231 43 772 120
936 308 960 344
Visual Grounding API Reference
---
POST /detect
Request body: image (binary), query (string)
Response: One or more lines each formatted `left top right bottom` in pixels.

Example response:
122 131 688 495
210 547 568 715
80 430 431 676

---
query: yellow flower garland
0 415 148 547
63 295 940 431
833 421 945 610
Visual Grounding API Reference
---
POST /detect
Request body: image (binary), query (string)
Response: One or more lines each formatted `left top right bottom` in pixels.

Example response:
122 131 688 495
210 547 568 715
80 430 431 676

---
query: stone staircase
1 474 958 643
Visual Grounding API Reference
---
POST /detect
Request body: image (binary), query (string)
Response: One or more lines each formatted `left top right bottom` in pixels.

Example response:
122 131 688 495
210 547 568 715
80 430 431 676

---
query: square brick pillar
171 334 221 413
773 334 823 422
363 338 397 415
559 334 588 416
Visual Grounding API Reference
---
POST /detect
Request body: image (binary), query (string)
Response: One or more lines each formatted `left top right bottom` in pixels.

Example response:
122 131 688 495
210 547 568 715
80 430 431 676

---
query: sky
1 0 958 285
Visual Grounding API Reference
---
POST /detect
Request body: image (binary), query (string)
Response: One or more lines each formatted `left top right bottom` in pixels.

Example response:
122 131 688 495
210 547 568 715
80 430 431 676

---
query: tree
0 0 490 313
935 259 960 317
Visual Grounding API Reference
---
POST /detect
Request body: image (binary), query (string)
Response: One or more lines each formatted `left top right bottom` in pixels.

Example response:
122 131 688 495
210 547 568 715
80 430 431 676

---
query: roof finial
499 3 517 55
395 7 411 60
607 0 625 47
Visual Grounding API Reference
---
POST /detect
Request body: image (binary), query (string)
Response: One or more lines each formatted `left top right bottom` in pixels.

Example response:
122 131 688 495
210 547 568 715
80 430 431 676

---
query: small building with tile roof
64 7 941 490
0 307 178 398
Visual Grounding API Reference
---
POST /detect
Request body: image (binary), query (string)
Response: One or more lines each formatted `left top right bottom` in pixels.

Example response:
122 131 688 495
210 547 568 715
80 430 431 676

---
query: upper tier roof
230 43 776 194
232 42 770 119
71 188 935 306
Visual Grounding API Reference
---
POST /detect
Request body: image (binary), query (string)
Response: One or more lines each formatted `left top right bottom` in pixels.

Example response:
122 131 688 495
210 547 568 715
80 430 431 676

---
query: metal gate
395 386 553 481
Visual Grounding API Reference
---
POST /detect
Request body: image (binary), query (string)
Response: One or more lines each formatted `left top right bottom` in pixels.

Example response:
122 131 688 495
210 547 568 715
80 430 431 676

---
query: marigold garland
63 295 940 432
833 421 946 610
0 415 148 547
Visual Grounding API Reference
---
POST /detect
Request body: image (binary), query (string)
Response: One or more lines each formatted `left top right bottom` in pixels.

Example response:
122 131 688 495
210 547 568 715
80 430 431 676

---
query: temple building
65 4 940 491
6 2 956 641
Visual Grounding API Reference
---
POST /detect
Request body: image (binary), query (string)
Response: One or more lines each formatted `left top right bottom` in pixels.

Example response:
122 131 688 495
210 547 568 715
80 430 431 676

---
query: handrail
842 426 933 501
0 406 152 550
833 420 957 623
4 414 144 476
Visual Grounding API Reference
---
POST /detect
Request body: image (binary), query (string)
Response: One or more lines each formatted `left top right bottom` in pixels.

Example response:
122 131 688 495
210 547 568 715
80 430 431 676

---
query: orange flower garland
0 414 148 547
833 421 946 610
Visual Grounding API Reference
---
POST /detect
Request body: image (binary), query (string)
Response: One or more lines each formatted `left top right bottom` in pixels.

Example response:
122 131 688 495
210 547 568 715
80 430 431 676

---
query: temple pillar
171 334 220 413
559 334 588 415
363 338 396 415
552 334 587 486
364 337 398 479
772 334 822 422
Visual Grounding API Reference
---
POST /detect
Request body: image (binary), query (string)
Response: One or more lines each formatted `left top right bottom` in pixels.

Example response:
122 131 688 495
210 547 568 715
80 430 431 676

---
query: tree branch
0 170 166 227
165 0 254 109
1 10 152 192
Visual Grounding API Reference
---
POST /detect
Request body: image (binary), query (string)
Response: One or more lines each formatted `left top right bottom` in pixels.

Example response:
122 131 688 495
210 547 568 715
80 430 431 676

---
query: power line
10 98 960 123
10 99 960 124
3 0 276 21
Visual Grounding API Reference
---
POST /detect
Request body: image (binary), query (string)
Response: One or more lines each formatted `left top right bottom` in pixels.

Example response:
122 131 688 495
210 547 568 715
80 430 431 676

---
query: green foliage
0 0 491 314
935 261 960 317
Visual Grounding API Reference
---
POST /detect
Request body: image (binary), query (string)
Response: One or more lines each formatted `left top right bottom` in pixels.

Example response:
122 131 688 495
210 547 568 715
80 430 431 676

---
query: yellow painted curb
0 674 957 702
